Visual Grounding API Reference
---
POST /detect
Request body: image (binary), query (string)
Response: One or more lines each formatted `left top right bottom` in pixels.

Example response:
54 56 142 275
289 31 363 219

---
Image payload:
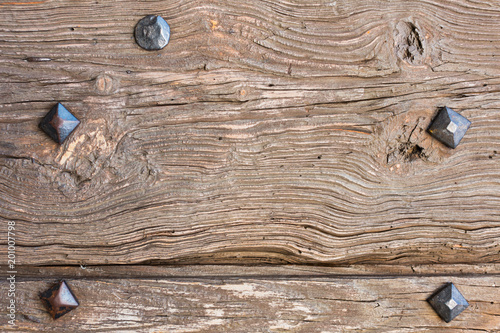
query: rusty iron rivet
39 103 80 144
428 106 471 148
40 280 79 320
134 15 170 51
428 282 469 323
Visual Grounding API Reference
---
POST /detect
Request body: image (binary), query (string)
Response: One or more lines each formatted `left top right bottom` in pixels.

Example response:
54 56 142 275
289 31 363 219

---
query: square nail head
428 283 469 323
40 280 79 319
428 107 471 148
39 103 80 144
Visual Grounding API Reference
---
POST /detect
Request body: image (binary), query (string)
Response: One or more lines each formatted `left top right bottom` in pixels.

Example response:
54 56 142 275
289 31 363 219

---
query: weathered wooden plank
1 0 500 76
1 0 500 265
4 264 500 279
1 274 499 332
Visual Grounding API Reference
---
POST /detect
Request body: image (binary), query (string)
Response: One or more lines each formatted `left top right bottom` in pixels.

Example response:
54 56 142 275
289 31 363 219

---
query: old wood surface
3 263 500 279
1 0 500 266
1 0 500 331
1 268 499 332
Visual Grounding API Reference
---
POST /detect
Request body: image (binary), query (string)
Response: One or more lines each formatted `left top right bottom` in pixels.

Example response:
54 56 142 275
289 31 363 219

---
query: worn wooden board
4 264 500 279
1 1 500 331
1 273 499 332
1 0 500 266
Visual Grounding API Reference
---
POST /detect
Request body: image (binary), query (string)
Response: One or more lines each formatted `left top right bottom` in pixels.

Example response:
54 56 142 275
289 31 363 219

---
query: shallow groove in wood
4 264 500 279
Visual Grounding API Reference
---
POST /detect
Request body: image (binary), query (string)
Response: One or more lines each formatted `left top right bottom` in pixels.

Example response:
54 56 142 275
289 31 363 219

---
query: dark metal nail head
39 103 80 144
428 106 471 148
134 15 170 51
428 283 469 323
40 280 79 320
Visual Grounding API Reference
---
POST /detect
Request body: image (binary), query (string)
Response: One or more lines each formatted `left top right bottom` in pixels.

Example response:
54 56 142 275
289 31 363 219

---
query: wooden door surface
0 0 499 331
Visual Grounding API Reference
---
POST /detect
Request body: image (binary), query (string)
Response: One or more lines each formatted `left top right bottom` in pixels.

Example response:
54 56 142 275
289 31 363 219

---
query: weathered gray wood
1 0 500 266
1 274 499 332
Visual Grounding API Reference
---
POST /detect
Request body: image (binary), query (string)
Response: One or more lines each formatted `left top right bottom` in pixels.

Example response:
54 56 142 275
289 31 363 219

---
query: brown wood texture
1 1 500 331
5 263 500 279
1 269 499 332
1 0 500 267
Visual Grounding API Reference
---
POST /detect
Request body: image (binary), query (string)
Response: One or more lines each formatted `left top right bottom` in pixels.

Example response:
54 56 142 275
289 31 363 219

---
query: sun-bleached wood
1 0 500 266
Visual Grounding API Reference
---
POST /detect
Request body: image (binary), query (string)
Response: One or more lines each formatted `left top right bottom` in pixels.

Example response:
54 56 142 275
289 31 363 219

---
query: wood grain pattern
6 263 500 279
1 0 500 265
1 273 499 332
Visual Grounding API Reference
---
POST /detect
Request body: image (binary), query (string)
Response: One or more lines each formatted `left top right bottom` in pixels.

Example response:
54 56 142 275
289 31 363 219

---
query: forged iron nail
428 106 471 148
40 280 79 320
428 282 469 323
134 15 171 51
39 103 80 144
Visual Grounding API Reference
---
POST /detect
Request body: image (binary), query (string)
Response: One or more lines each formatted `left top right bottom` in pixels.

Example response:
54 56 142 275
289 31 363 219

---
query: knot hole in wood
370 107 452 174
394 20 426 66
94 74 119 95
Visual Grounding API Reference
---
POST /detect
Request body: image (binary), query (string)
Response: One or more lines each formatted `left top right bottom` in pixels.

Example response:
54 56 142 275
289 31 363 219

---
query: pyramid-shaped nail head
40 280 79 319
428 283 469 323
428 107 471 148
39 103 80 144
